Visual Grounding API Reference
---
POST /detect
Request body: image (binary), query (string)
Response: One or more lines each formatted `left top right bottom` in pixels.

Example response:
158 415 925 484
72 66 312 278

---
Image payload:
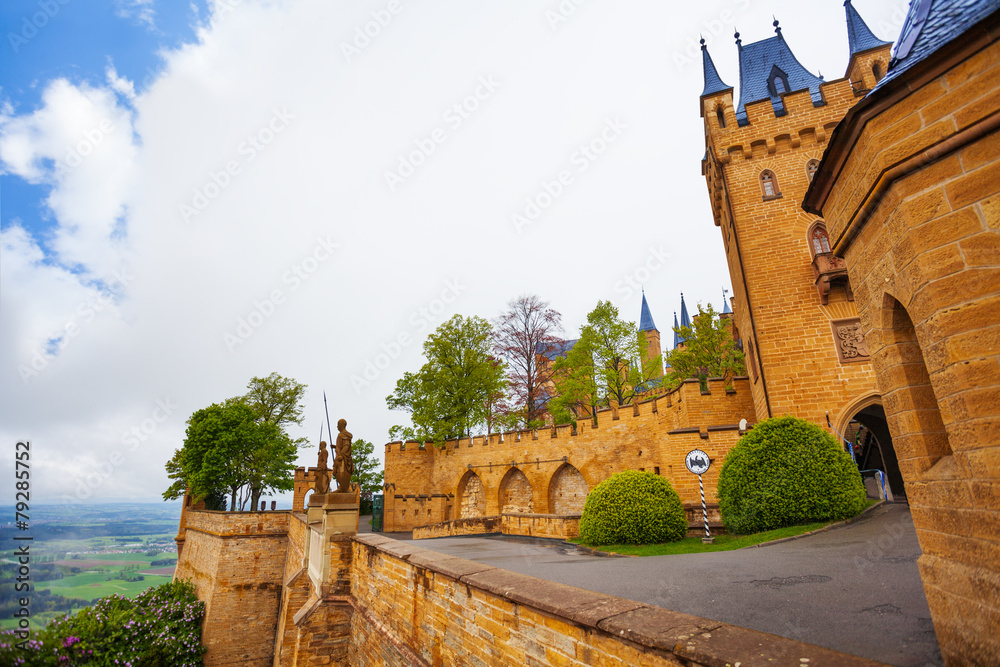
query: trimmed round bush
579 470 687 545
717 415 867 534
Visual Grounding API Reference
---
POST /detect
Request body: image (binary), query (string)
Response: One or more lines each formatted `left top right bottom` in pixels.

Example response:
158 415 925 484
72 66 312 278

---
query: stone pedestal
307 490 361 537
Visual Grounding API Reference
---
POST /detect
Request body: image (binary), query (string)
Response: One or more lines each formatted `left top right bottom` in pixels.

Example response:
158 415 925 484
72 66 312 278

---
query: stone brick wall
701 69 883 429
173 510 290 666
810 30 1000 665
383 378 755 532
348 533 881 667
411 514 581 540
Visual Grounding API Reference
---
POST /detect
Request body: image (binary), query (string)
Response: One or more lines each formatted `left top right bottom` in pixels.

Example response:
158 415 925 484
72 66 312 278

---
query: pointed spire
639 290 657 332
701 36 732 97
673 312 680 349
722 288 732 314
679 293 691 329
845 0 890 56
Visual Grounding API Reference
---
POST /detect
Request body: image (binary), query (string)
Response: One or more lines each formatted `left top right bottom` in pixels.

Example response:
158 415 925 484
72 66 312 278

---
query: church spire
845 0 891 56
639 290 657 332
701 37 732 97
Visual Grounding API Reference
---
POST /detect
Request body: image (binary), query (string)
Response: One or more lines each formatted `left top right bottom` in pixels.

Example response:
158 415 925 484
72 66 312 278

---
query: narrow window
806 159 820 182
716 106 726 128
761 170 780 198
810 223 832 256
873 61 884 82
774 78 786 95
654 466 661 475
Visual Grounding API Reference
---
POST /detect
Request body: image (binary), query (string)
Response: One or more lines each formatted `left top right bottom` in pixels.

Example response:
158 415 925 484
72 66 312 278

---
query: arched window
810 222 832 256
760 170 780 199
872 61 884 82
716 106 726 129
806 159 820 182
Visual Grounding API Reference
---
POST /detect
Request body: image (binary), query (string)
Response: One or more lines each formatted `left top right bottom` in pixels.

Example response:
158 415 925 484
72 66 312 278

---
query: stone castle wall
382 377 756 533
172 510 291 666
813 31 1000 665
701 72 882 429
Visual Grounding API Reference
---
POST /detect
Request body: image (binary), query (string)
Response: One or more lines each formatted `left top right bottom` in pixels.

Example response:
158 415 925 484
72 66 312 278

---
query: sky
0 0 911 504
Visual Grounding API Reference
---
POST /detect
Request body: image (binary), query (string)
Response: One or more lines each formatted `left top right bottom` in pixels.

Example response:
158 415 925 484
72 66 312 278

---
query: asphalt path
400 504 941 667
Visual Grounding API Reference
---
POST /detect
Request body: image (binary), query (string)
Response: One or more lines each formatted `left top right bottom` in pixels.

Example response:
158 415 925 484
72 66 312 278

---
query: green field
0 503 183 631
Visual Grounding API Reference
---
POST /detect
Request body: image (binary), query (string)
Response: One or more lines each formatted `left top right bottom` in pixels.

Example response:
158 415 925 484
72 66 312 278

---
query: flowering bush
0 580 205 666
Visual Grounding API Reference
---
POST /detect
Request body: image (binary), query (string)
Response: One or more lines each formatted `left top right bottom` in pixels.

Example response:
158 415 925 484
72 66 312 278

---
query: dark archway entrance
846 404 906 503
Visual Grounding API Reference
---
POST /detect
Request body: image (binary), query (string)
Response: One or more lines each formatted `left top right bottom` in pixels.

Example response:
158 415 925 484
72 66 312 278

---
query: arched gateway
835 393 906 502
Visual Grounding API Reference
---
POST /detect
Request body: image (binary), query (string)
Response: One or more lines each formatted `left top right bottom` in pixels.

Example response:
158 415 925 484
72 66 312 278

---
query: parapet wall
383 377 756 532
348 533 881 667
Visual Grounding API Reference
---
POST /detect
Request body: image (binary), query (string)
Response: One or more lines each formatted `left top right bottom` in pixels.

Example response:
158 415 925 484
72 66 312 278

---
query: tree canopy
350 438 384 498
492 294 563 428
163 373 306 510
386 315 509 445
550 301 662 422
665 303 745 389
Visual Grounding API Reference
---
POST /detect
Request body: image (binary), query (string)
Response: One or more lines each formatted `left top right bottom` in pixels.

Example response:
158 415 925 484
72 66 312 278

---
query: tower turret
638 291 663 378
844 0 893 93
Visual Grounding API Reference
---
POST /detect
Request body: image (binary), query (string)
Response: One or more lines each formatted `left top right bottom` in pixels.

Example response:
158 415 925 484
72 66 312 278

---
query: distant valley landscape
1 502 182 630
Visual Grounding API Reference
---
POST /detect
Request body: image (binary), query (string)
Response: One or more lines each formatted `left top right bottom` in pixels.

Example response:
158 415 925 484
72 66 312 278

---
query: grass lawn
572 519 838 556
36 573 174 601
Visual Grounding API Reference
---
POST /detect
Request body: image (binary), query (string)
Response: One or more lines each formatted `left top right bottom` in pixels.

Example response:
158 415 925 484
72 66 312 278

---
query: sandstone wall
383 378 755 532
816 31 1000 665
348 533 881 667
701 71 882 428
172 510 290 666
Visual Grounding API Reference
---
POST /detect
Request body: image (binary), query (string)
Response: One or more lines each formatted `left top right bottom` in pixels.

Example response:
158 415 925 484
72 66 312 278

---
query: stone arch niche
457 470 485 519
548 464 588 515
498 468 534 515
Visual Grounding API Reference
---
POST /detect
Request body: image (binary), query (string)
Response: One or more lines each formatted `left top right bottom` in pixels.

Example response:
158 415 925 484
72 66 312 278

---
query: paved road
401 504 941 667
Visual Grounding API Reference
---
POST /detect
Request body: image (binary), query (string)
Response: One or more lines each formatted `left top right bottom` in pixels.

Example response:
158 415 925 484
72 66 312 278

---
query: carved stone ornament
831 318 870 364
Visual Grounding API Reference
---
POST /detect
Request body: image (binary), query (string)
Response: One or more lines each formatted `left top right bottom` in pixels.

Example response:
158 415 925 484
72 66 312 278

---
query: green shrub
0 580 206 666
579 470 687 545
717 415 867 534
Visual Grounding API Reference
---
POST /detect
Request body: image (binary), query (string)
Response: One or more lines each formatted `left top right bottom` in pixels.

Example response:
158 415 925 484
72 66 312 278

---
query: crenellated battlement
382 377 755 532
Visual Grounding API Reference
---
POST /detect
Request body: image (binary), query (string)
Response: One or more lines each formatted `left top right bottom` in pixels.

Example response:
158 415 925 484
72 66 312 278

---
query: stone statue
333 419 354 493
314 440 330 495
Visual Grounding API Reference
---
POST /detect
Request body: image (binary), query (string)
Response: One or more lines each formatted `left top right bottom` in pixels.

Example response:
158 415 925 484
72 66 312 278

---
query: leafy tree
387 315 509 445
551 301 662 418
163 400 297 511
492 295 563 427
665 303 745 390
351 438 384 497
243 373 308 446
548 336 598 425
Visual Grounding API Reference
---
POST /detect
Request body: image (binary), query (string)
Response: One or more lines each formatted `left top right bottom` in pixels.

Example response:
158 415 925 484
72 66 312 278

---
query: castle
173 2 1000 663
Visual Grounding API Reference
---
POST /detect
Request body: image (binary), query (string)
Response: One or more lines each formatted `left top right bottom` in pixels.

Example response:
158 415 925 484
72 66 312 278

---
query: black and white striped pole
685 449 713 544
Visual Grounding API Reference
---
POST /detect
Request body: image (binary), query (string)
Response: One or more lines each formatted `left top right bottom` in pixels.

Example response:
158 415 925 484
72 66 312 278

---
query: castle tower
699 9 893 449
638 290 663 377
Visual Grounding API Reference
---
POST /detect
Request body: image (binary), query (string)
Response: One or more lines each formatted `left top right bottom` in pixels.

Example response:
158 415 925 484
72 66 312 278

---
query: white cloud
114 0 157 29
0 0 907 502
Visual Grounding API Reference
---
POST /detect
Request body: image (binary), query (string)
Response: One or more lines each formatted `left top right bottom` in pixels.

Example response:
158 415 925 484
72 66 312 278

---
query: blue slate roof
672 312 680 349
878 0 1000 89
639 292 657 332
535 339 578 361
701 39 732 96
679 294 691 329
735 23 825 125
845 0 891 56
722 296 733 314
